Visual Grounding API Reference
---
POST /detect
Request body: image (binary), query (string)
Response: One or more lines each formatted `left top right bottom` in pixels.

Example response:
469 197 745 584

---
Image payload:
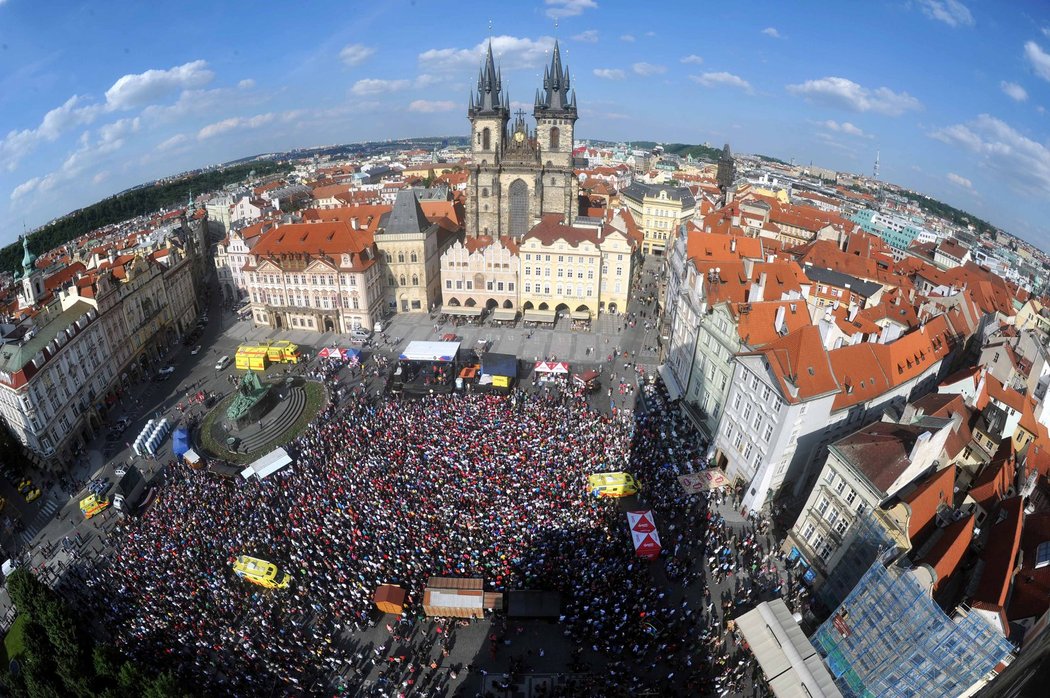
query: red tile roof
686 228 764 263
920 514 974 591
1007 511 1050 621
731 300 812 348
901 465 956 544
247 221 376 271
747 325 839 403
973 496 1025 609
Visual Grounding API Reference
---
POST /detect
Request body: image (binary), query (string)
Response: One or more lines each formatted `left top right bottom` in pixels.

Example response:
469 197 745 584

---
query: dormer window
1036 541 1050 569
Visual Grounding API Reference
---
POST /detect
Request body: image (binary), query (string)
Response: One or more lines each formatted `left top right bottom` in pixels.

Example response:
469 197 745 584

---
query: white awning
241 447 293 481
183 448 201 465
491 308 518 321
570 310 591 321
657 364 684 401
735 599 843 698
440 305 483 317
523 309 557 324
400 340 461 362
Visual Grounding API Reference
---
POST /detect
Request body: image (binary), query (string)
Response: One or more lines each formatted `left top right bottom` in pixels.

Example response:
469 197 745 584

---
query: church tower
534 40 578 225
466 42 510 238
18 236 44 308
717 143 736 206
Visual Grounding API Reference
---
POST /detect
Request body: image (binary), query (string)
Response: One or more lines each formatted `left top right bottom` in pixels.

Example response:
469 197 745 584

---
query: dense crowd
57 269 808 695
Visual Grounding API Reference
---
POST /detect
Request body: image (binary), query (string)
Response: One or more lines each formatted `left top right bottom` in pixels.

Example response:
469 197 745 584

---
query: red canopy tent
534 361 569 374
627 510 662 560
317 347 331 358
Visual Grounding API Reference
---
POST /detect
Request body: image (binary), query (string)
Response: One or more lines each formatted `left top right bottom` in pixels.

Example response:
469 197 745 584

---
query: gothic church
465 41 578 239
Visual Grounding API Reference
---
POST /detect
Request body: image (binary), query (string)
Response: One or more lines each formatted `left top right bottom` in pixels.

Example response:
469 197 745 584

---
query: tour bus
232 555 292 589
79 493 111 519
587 472 640 498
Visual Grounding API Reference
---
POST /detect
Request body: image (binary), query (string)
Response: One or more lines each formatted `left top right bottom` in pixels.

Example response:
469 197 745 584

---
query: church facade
465 41 579 239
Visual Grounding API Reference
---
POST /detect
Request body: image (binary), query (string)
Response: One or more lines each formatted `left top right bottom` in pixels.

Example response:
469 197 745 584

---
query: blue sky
2 0 1050 250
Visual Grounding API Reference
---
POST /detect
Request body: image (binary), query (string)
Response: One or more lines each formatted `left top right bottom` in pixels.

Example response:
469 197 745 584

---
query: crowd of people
52 264 816 696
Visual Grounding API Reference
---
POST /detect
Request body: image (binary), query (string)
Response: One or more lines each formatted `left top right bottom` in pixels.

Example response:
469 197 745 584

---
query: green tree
143 671 183 698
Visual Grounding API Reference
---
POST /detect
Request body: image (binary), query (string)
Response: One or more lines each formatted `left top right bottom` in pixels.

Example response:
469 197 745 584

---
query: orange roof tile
747 325 839 403
919 514 974 591
973 496 1024 608
247 221 376 271
1007 511 1050 621
686 229 764 264
901 465 956 544
732 300 812 348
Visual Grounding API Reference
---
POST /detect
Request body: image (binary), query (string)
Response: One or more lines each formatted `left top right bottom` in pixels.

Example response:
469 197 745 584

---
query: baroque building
465 41 578 239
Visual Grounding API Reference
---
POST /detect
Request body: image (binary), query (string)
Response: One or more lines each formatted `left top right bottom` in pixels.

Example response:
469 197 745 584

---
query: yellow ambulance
232 555 292 589
587 472 640 498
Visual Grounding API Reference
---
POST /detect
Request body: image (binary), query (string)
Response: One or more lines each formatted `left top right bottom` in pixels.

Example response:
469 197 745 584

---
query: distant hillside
632 141 725 162
2 159 288 275
895 189 998 238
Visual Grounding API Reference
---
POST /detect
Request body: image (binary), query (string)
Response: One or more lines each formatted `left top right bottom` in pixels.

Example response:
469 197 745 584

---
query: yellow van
232 555 292 589
587 472 640 498
80 493 111 519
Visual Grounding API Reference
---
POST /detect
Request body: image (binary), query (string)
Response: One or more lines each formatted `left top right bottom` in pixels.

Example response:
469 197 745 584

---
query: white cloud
680 54 703 65
0 95 101 171
786 76 921 116
544 0 597 19
418 35 554 73
916 0 974 28
1000 80 1028 102
632 62 666 76
931 114 1050 197
572 29 599 43
157 133 189 151
237 78 255 90
822 119 870 138
408 100 457 113
690 71 753 93
644 31 656 37
947 172 974 190
10 177 42 201
104 59 214 110
350 78 411 96
620 34 636 42
1024 41 1050 82
593 68 626 80
197 112 275 140
339 44 375 67
761 27 781 38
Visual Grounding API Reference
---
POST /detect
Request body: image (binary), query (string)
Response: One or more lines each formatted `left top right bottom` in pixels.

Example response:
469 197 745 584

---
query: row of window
523 253 625 263
251 272 359 287
523 283 594 298
525 267 598 279
445 279 513 292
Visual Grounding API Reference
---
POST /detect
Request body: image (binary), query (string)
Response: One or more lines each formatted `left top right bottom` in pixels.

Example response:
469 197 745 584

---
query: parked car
215 355 231 371
349 328 372 342
191 345 202 355
24 487 41 503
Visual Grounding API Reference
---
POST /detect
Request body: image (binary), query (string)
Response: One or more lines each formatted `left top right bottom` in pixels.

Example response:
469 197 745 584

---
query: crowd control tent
533 361 569 374
172 427 191 459
240 447 293 481
374 584 407 615
627 510 662 560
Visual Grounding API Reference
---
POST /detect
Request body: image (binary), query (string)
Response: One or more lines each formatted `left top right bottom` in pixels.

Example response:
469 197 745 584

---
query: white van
215 355 231 371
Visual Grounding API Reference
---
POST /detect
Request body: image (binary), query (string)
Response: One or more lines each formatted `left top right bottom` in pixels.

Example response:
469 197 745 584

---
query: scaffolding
813 561 1014 698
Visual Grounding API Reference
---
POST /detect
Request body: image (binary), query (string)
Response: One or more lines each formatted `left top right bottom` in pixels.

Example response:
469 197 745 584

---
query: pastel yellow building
621 183 697 255
518 210 640 323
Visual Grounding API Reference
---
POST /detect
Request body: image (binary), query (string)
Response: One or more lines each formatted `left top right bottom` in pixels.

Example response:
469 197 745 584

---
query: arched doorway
503 299 514 309
576 304 590 312
522 301 535 311
538 302 549 311
274 314 283 329
607 302 618 313
555 303 569 317
448 297 461 306
464 298 476 307
509 179 528 237
324 316 335 333
485 298 498 310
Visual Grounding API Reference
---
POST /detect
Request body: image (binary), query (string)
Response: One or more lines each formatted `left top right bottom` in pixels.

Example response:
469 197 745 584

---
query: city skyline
1 0 1049 248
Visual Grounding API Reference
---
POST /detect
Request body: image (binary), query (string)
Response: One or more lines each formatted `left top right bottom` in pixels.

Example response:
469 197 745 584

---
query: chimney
752 272 767 302
730 237 737 253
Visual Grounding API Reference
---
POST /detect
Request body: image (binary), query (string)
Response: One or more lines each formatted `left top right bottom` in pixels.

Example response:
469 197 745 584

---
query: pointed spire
535 39 574 114
471 38 507 115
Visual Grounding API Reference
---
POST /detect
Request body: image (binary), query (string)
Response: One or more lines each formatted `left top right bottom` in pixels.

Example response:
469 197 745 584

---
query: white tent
240 447 293 481
400 341 461 362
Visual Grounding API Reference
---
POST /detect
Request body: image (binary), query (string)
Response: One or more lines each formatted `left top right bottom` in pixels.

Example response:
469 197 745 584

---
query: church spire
535 40 575 114
470 40 508 116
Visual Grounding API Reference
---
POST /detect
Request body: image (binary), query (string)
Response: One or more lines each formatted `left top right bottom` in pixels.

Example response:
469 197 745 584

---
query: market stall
533 361 570 387
627 510 662 560
490 308 518 326
573 369 600 392
373 584 407 615
522 309 557 326
422 576 487 618
240 447 293 481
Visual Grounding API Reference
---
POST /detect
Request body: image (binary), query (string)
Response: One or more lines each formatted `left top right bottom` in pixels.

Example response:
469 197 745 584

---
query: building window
763 424 774 442
845 489 857 506
743 403 753 421
413 275 420 286
801 522 816 542
816 497 830 516
497 282 504 291
446 280 452 289
733 393 742 410
550 126 560 149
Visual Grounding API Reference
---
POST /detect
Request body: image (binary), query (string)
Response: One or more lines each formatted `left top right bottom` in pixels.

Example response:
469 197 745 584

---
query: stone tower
717 143 736 205
465 40 579 240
